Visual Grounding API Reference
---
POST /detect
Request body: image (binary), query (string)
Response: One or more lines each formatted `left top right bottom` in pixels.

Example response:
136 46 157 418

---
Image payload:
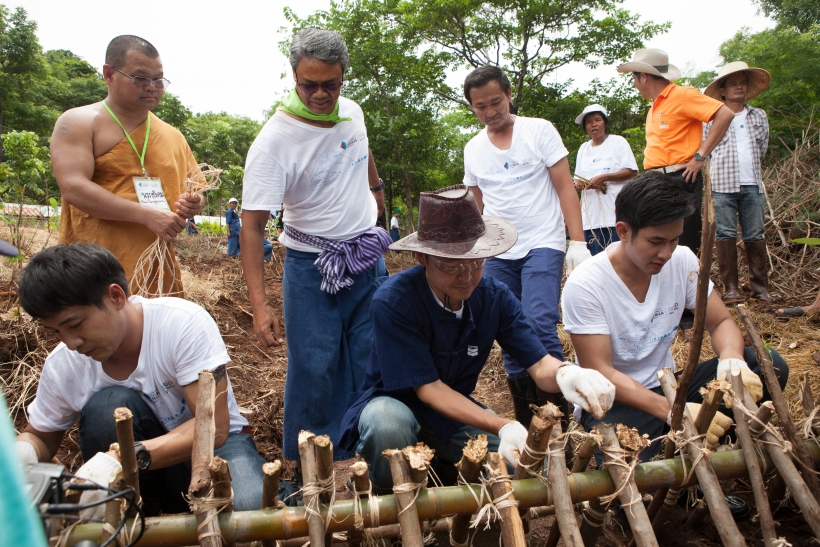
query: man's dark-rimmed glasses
111 66 171 89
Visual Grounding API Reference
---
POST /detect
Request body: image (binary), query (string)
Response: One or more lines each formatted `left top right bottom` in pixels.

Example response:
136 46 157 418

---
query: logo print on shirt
667 303 680 315
340 141 348 150
652 307 665 322
503 162 509 170
467 345 478 357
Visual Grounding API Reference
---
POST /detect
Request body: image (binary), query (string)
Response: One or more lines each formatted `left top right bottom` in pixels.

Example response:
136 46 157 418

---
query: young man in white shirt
14 244 290 514
461 65 591 427
562 172 788 459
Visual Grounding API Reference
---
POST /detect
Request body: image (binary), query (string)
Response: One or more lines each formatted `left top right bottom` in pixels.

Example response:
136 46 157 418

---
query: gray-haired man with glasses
50 35 203 296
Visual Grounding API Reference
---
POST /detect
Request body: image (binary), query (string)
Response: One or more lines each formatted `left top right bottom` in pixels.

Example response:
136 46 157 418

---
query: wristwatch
134 441 151 473
370 178 385 192
693 152 705 162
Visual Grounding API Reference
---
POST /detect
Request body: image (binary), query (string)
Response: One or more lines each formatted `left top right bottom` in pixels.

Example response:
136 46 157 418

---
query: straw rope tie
599 443 643 510
186 487 234 543
301 473 338 532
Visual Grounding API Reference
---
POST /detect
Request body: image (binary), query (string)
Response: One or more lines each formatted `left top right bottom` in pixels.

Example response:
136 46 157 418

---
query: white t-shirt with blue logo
574 135 638 230
561 243 712 389
463 117 569 259
28 296 247 434
241 97 377 253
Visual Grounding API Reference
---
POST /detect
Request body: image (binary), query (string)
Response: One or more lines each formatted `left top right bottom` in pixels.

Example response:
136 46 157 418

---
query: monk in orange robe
51 35 203 296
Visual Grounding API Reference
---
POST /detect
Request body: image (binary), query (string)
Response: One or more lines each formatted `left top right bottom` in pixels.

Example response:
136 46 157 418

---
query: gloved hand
565 240 592 275
717 358 763 407
15 441 38 466
555 362 615 420
498 421 528 467
73 452 123 520
679 402 733 450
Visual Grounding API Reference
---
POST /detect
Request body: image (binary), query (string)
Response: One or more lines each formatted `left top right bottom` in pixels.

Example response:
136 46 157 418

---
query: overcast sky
14 0 774 121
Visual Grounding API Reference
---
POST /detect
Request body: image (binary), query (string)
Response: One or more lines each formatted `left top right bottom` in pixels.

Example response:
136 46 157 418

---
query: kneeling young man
562 172 788 459
339 186 615 491
14 244 288 514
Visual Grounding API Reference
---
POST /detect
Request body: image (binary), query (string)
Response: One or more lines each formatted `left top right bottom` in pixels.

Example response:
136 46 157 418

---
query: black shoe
695 485 749 520
285 469 304 507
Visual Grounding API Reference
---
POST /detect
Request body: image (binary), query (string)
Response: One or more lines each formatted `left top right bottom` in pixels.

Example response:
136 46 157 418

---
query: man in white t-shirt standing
462 65 591 426
573 104 638 255
14 244 290 514
240 29 390 464
703 62 772 304
562 172 788 460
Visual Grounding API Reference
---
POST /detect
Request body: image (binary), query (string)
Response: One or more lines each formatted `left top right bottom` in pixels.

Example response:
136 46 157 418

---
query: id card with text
133 177 171 210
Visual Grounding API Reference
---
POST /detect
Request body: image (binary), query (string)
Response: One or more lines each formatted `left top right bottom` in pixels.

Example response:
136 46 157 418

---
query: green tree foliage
753 0 820 32
154 92 192 129
718 26 820 155
0 131 47 246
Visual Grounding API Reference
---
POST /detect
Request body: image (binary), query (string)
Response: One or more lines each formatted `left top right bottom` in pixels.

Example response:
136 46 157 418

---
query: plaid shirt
704 105 769 193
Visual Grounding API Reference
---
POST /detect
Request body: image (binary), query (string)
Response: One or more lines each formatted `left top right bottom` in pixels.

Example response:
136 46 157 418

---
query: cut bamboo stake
348 462 371 547
64 442 820 547
188 370 222 547
261 461 283 547
801 372 816 419
384 449 424 547
694 381 728 436
101 469 125 547
728 368 777 547
750 403 775 437
733 379 820 539
314 435 335 546
737 304 820 503
209 457 234 547
598 424 658 547
451 436 488 547
486 451 527 547
402 443 434 487
298 431 325 547
546 421 584 547
648 164 715 527
575 437 608 547
658 368 747 547
113 407 140 510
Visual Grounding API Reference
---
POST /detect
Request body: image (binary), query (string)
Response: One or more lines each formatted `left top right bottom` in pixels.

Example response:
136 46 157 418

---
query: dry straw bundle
130 163 222 297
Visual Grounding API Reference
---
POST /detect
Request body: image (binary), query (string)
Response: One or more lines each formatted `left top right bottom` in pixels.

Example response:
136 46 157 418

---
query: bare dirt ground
3 228 820 546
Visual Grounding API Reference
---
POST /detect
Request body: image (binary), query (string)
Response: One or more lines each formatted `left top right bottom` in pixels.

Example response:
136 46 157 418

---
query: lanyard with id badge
102 102 169 210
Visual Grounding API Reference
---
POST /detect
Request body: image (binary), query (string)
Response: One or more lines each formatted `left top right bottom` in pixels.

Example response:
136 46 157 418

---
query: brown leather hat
389 185 517 258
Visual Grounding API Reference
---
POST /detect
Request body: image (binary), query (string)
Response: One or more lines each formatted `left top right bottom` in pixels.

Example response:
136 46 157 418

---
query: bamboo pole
209 457 234 547
66 443 820 547
546 421 584 547
749 403 775 436
261 461 283 547
658 368 747 547
728 368 777 547
348 462 370 547
384 449 424 547
113 407 140 510
694 381 727 436
451 435 488 547
402 443 434 487
100 469 125 546
314 435 335 546
575 437 608 547
647 165 715 526
189 370 222 547
598 424 658 547
801 372 816 418
486 451 527 547
733 378 820 539
298 431 325 547
736 304 820 503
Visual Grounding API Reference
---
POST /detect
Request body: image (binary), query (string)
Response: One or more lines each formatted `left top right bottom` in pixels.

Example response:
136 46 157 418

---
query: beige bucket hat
703 61 771 101
616 48 681 81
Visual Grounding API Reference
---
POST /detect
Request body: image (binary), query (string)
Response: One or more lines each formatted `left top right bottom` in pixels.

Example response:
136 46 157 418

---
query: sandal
774 307 806 318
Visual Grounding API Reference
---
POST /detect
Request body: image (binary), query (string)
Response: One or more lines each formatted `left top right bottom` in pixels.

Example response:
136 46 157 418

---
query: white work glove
73 452 123 520
565 240 592 275
555 362 615 420
498 421 528 467
15 441 38 466
717 358 763 407
667 403 733 450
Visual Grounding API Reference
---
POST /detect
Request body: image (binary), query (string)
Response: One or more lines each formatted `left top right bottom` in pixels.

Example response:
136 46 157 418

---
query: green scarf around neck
277 88 351 123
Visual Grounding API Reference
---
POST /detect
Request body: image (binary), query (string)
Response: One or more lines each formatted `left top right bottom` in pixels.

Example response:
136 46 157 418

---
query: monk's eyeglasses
431 257 485 275
112 66 171 89
295 73 343 95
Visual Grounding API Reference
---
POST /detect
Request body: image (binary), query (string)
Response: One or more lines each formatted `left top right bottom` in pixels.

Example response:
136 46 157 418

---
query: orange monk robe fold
59 113 197 296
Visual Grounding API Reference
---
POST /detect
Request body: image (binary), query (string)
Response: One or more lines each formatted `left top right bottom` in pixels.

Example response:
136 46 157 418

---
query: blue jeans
227 235 240 256
484 247 564 377
713 187 766 242
78 387 275 514
390 229 400 242
263 238 273 261
584 227 620 256
282 248 388 460
580 347 789 463
357 397 501 491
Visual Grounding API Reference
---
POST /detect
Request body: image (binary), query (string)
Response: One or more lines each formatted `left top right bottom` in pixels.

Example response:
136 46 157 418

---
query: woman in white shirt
573 104 638 255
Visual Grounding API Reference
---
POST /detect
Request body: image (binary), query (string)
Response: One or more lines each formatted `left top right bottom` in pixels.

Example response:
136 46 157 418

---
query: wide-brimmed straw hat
389 185 517 259
575 104 609 125
703 61 771 101
617 48 681 81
